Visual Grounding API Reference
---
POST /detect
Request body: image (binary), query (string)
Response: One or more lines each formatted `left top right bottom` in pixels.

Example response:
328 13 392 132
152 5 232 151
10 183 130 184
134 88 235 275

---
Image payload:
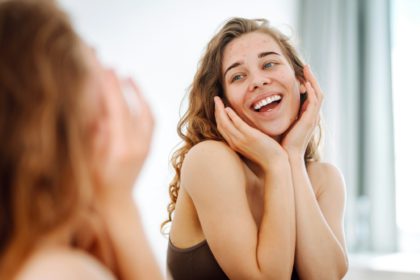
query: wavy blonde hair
0 0 107 278
162 18 322 231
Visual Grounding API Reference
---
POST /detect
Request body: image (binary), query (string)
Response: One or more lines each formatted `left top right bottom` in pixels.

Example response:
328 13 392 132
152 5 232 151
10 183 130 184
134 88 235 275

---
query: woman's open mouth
252 94 282 113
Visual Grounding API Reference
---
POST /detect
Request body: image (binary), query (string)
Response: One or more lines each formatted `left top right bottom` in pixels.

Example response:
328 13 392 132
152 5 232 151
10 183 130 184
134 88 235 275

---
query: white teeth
253 95 282 111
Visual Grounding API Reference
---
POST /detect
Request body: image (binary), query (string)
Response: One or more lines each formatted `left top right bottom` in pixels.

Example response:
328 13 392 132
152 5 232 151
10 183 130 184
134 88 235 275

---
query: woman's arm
282 66 348 279
183 141 295 280
289 159 348 279
180 97 296 280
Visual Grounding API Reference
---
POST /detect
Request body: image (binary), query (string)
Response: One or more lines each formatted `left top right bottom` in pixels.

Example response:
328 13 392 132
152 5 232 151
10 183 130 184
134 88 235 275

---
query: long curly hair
0 0 102 277
162 17 322 231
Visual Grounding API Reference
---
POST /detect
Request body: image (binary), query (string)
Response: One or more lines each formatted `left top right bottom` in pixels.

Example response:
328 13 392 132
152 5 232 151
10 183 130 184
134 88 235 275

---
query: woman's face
222 31 305 138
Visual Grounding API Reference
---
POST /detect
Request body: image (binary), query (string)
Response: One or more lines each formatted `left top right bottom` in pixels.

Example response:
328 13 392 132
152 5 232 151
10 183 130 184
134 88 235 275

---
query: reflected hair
0 0 96 277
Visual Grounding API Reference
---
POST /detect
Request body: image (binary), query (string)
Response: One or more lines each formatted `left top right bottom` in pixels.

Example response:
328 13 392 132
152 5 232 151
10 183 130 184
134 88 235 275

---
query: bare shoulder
184 140 241 164
181 140 246 192
182 140 244 177
307 161 346 198
18 247 114 280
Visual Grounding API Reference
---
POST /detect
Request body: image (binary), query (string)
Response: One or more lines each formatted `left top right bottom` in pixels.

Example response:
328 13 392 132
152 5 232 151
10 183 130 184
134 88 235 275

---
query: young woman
163 18 348 279
0 0 162 279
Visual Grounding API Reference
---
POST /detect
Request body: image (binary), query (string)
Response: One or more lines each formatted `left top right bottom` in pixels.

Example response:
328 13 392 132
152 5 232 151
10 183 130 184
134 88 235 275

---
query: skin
17 45 162 280
170 32 348 279
222 32 305 139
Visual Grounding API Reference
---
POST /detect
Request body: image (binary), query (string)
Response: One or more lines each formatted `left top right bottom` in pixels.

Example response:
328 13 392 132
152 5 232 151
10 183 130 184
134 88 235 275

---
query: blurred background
58 0 420 279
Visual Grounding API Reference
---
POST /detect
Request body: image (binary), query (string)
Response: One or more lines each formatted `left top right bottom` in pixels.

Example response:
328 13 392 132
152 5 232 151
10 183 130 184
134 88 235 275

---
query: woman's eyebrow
223 52 281 79
223 62 242 79
258 51 281 58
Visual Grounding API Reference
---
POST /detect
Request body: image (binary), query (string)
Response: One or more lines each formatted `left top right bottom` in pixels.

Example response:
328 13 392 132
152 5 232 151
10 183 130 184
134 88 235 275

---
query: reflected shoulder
17 247 114 280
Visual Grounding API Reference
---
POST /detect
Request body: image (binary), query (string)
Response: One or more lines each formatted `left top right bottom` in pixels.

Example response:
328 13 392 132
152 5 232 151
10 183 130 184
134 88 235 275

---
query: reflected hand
92 70 154 199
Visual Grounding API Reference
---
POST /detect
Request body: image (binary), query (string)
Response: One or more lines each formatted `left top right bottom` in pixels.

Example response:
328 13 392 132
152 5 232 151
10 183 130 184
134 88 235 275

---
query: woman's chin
259 127 287 141
255 116 296 140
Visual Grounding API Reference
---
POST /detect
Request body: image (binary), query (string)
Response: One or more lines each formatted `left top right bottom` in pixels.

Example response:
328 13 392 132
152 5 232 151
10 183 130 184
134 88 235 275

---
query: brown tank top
167 239 299 280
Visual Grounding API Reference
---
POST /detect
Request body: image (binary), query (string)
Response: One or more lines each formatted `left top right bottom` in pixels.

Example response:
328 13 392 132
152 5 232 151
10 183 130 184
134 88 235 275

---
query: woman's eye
263 62 276 69
231 74 243 82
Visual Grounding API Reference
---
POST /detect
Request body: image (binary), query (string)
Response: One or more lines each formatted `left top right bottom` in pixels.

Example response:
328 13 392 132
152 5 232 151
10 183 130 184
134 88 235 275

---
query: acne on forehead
223 32 285 68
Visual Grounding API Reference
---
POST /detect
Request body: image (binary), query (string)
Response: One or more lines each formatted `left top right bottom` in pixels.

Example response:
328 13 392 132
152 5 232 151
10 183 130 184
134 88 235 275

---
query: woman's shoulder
307 161 346 197
181 140 246 189
17 247 115 280
187 140 236 156
307 161 342 176
184 140 243 169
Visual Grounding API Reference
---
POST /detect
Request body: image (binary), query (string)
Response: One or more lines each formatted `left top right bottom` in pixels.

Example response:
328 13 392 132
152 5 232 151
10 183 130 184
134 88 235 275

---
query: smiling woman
162 18 348 280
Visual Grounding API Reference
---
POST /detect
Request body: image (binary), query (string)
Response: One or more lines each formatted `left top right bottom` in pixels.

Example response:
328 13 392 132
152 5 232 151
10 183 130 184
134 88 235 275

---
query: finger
213 96 232 142
224 106 256 136
91 115 111 172
126 78 154 130
214 97 243 144
120 78 154 159
214 96 233 130
304 65 324 102
300 81 318 121
104 70 130 120
306 81 319 110
100 71 135 147
307 81 322 115
213 96 225 128
214 97 238 137
121 78 142 117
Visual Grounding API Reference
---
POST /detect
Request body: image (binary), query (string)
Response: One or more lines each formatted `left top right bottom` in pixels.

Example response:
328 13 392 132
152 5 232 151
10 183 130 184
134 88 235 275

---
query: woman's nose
249 73 271 91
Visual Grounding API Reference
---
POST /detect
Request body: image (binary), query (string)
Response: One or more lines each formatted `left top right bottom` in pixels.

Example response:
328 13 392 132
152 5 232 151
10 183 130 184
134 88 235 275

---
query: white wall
59 0 298 270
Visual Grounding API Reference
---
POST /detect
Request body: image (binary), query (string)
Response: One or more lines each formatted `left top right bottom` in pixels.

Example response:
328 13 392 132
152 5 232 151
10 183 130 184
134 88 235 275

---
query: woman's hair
0 0 96 277
162 17 322 231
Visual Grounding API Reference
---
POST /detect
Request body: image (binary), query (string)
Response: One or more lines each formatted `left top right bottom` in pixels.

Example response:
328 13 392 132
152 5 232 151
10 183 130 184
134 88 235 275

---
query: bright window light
392 0 420 252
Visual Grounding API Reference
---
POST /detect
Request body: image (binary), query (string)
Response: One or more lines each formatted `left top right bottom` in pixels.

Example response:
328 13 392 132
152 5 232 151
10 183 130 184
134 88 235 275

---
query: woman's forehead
222 32 283 68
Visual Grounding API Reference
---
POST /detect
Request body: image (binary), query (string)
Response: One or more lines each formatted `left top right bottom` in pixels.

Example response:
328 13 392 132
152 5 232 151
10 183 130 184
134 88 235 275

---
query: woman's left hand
281 65 323 158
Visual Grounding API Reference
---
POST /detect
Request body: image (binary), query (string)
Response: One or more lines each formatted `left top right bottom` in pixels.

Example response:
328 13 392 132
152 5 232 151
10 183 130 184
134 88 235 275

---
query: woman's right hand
88 68 162 280
91 69 154 200
214 96 287 172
